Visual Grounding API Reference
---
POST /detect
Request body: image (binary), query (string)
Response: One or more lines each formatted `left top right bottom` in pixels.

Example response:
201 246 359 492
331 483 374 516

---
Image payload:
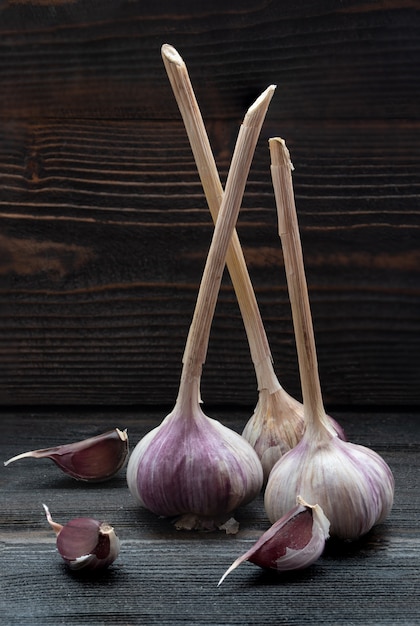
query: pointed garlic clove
218 496 329 586
4 428 129 482
43 504 120 571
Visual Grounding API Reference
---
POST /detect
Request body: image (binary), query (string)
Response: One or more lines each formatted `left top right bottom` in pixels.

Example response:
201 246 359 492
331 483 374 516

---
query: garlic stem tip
116 427 128 442
161 43 183 66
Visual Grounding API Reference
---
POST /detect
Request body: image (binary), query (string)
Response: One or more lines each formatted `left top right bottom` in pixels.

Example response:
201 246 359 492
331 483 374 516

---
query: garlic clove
218 495 330 585
43 504 120 571
4 428 129 482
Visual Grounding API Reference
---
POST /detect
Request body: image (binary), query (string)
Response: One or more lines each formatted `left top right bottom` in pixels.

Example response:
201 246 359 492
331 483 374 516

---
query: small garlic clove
4 428 129 482
43 504 120 571
218 495 330 585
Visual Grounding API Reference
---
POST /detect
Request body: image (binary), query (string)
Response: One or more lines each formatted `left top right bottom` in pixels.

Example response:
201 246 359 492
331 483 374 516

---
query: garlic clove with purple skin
218 495 330 585
127 376 263 532
218 495 329 584
4 428 129 482
43 504 120 571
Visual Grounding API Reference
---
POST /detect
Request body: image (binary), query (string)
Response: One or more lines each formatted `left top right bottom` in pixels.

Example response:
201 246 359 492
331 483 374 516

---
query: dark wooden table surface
1 2 419 624
1 408 419 625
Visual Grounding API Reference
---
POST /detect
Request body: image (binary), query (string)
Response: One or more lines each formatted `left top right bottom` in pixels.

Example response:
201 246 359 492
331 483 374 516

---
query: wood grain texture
0 1 419 407
0 0 419 120
0 409 419 625
1 120 419 406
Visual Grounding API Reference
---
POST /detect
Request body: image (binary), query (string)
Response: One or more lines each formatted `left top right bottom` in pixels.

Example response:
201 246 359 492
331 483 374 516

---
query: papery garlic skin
127 380 263 530
242 389 346 482
264 431 394 541
218 495 329 585
242 388 305 481
5 428 129 482
43 504 120 571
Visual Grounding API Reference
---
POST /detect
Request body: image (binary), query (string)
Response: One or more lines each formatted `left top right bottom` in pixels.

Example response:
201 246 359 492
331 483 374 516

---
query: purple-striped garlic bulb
242 383 346 483
127 375 263 532
264 422 394 540
127 84 275 531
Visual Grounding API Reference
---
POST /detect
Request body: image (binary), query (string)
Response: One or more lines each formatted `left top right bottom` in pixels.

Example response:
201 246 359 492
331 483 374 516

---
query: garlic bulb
43 504 120 571
264 137 394 540
127 86 275 531
242 388 304 480
218 495 330 585
127 375 263 531
242 388 346 482
4 428 129 482
264 429 394 540
161 44 307 479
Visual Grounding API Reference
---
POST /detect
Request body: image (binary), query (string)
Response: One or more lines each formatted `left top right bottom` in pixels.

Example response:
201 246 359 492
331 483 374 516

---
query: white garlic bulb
242 388 304 481
264 423 394 540
265 136 395 541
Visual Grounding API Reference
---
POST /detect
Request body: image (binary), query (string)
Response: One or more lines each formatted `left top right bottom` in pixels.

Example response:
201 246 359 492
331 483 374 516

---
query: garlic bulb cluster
127 375 263 531
4 428 129 482
218 495 330 585
265 137 394 541
43 504 120 571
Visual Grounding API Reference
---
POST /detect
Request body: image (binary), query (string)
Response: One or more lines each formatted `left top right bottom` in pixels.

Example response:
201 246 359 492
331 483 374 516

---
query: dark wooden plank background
1 0 419 408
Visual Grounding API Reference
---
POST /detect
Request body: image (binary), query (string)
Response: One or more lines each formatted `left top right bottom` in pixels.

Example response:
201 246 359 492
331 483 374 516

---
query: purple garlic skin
127 396 263 531
43 504 120 571
264 430 394 541
218 495 330 585
4 428 129 482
